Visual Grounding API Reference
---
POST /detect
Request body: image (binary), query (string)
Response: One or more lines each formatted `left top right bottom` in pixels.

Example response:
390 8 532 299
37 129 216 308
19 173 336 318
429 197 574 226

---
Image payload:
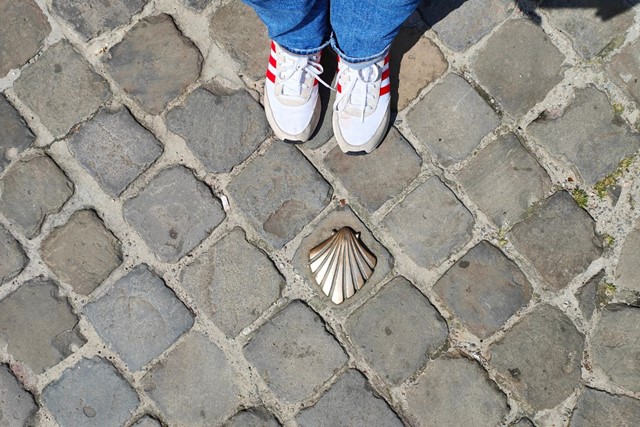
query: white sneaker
264 41 329 142
333 53 391 154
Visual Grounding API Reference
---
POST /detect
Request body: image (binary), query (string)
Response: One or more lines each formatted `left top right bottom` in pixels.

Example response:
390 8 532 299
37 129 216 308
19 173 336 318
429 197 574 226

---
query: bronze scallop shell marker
309 227 377 304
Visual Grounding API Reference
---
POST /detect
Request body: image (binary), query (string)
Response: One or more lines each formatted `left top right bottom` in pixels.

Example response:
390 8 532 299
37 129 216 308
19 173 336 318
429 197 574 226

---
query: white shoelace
278 54 333 98
334 63 381 122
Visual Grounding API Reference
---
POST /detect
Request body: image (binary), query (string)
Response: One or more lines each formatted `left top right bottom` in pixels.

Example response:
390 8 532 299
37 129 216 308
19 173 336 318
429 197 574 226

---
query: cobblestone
434 241 532 339
0 364 37 427
346 277 448 385
41 210 122 295
180 228 283 337
224 408 280 427
67 107 163 197
166 88 268 173
0 278 85 374
570 388 640 427
131 416 161 427
577 271 604 320
183 0 212 12
0 156 73 238
609 39 640 104
614 226 640 291
296 370 403 426
43 358 139 427
0 95 34 173
0 225 27 285
244 301 348 403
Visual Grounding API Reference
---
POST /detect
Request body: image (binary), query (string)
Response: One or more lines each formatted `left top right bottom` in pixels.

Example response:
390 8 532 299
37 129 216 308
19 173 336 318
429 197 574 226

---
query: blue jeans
243 0 420 64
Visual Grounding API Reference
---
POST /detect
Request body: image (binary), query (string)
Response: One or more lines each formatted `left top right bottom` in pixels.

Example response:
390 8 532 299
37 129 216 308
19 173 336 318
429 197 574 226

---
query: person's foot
264 41 326 142
332 53 391 154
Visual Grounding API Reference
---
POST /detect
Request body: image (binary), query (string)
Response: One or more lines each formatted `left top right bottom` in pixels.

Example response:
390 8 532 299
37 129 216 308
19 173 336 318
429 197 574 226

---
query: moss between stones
571 188 589 208
593 156 635 198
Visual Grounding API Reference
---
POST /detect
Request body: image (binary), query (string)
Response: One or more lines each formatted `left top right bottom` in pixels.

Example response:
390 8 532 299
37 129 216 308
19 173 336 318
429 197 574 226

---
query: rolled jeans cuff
278 38 331 55
331 38 391 69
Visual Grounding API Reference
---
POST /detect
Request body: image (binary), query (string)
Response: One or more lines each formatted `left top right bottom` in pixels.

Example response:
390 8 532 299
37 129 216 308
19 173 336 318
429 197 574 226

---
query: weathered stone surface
224 408 280 427
0 364 37 427
124 166 225 262
210 0 269 80
183 0 212 11
614 227 640 292
473 19 565 117
509 192 602 290
406 74 500 165
570 388 640 427
488 305 584 410
406 356 509 426
391 28 447 110
14 41 110 137
420 0 514 52
181 228 282 337
85 264 194 371
67 107 162 196
0 278 85 374
296 370 403 427
383 176 474 268
528 86 640 186
132 416 161 427
228 143 332 249
609 39 640 104
105 14 202 114
142 332 239 426
513 418 535 427
324 127 422 212
591 304 640 393
43 358 139 427
0 0 50 76
346 277 448 384
52 0 147 40
41 210 122 295
458 133 553 226
577 271 604 320
244 301 348 403
0 95 34 173
0 225 27 284
293 206 393 305
434 241 532 339
166 88 268 173
543 0 635 59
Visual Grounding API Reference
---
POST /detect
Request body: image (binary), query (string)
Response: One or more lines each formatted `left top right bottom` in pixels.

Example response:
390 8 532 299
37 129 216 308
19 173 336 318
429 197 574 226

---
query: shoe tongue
281 57 307 97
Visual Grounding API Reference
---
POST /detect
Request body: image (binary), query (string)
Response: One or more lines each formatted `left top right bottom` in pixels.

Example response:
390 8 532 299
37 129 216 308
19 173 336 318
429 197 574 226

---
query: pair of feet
264 42 391 154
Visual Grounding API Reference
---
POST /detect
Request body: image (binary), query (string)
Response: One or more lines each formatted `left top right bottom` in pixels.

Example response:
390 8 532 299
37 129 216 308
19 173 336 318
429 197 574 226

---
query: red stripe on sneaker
381 68 390 81
337 83 342 93
380 84 390 96
384 55 390 65
269 54 277 68
266 69 276 83
271 41 276 52
314 79 318 86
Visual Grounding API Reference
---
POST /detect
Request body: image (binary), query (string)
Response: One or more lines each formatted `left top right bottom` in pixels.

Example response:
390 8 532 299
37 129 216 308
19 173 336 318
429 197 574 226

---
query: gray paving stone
570 387 640 427
0 156 73 238
228 143 332 249
528 86 640 186
434 241 532 339
473 19 565 117
0 225 27 284
13 41 110 138
180 228 282 337
67 107 163 197
123 166 225 262
52 0 147 41
513 418 535 427
406 356 509 427
105 14 202 114
43 358 139 427
543 0 635 59
0 95 35 173
346 277 448 385
244 301 348 403
183 0 212 11
142 332 239 426
577 271 604 320
131 416 161 427
85 264 194 371
296 370 403 427
324 127 422 212
0 364 37 427
0 278 85 374
614 227 640 292
41 210 122 295
509 192 602 291
210 0 270 80
488 305 584 411
406 74 500 166
590 304 640 393
0 0 50 76
166 88 268 173
609 39 640 104
224 408 280 427
383 176 474 268
419 0 514 51
458 133 553 227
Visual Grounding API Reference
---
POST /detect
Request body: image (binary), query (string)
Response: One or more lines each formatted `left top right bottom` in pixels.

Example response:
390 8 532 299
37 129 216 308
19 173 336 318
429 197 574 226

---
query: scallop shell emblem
308 227 377 304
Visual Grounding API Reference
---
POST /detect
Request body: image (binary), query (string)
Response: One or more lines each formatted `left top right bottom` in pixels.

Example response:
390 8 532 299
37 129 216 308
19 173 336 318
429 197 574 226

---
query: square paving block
0 224 27 284
0 364 38 427
608 39 640 104
224 408 279 427
571 387 640 426
0 95 35 173
614 227 640 292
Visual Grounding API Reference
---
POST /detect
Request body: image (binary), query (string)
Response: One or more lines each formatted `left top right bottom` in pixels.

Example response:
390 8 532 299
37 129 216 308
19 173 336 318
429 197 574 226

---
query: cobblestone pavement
1 1 640 426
